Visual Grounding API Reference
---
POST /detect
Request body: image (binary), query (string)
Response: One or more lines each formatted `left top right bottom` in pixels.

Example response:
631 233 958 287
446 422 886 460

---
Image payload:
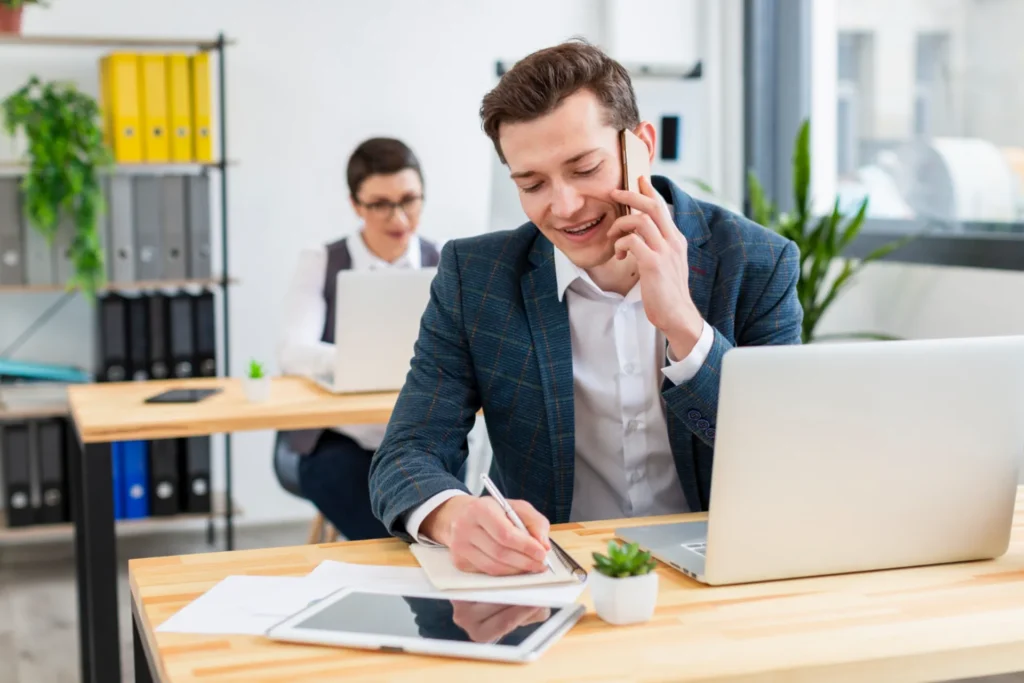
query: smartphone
143 388 222 404
617 129 653 217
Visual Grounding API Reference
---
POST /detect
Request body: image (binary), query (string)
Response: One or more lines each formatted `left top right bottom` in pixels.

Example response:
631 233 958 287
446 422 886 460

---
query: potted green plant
2 76 112 299
589 540 659 625
747 119 915 343
243 359 270 402
0 0 44 35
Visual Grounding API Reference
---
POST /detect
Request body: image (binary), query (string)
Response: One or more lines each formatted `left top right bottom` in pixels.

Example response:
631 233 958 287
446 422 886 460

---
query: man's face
499 89 646 270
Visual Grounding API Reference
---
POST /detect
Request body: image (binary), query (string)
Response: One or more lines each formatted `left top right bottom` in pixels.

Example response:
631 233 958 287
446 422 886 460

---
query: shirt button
626 419 640 433
697 419 710 429
624 363 636 374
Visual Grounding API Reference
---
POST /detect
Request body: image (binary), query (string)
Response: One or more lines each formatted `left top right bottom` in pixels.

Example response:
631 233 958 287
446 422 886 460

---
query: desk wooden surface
130 486 1024 682
68 376 399 443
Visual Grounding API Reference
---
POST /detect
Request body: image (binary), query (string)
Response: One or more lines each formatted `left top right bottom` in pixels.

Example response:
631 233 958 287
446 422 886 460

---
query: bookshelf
0 276 237 295
0 492 240 545
0 33 239 548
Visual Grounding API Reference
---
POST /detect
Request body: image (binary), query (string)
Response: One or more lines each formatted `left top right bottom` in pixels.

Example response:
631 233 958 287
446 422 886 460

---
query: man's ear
633 121 658 164
349 194 362 215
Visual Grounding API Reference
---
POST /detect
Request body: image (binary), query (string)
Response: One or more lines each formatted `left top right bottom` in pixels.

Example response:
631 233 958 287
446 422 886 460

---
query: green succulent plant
247 359 265 379
592 540 657 578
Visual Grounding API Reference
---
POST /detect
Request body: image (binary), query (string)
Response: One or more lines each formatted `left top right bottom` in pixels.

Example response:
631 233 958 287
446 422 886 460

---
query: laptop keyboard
683 542 707 556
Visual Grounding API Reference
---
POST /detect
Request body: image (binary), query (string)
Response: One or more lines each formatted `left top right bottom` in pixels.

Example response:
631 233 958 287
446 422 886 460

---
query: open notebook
410 538 588 591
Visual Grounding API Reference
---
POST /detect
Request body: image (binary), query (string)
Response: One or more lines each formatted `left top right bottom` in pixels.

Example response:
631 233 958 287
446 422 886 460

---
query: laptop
314 268 437 393
618 335 1024 585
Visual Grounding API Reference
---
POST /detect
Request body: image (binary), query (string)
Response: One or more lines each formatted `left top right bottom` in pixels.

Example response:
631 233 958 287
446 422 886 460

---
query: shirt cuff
662 320 713 385
404 489 470 545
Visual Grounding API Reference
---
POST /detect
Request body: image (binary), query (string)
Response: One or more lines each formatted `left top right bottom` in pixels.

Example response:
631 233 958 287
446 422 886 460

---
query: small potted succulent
589 540 659 625
242 359 270 403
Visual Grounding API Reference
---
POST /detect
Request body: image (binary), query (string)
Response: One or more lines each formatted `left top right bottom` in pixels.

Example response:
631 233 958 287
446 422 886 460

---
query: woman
277 137 440 540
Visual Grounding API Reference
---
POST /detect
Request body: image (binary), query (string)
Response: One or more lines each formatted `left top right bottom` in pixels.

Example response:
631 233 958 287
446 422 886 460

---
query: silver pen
480 473 556 574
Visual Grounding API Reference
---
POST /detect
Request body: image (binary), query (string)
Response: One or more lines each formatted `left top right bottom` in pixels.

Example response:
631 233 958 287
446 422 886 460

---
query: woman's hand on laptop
423 496 551 575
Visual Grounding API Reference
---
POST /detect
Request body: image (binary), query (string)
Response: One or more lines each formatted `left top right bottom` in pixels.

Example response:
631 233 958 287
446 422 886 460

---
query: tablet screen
293 592 566 647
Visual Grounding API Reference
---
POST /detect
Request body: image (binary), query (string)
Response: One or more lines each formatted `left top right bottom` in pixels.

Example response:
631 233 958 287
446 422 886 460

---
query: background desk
131 486 1024 682
66 376 398 683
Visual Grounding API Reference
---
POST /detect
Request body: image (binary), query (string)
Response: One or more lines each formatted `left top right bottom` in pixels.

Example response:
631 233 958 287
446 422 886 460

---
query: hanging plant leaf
2 76 113 300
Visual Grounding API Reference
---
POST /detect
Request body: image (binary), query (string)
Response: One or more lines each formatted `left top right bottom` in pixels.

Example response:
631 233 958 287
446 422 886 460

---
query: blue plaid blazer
369 175 802 541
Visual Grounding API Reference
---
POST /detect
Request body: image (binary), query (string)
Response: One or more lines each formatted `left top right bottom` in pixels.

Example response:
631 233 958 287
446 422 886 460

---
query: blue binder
120 440 149 519
112 442 124 520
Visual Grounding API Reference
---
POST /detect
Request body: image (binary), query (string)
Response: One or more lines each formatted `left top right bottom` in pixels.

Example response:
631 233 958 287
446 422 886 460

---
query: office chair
272 432 339 544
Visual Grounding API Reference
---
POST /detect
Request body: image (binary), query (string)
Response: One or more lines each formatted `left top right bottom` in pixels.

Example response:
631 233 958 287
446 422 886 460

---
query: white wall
1 0 604 524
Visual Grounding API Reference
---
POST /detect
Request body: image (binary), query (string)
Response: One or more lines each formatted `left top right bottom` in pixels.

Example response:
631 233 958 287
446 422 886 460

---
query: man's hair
346 137 423 198
480 38 640 163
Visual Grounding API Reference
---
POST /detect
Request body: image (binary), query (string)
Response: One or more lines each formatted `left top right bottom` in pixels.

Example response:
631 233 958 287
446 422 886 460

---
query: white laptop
618 335 1024 585
314 268 437 393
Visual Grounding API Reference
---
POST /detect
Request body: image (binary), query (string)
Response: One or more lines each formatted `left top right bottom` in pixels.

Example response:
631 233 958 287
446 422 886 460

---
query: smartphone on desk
616 128 653 218
143 388 222 404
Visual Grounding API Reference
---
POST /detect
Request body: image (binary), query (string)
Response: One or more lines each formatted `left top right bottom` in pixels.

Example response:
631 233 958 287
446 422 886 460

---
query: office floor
2 524 1024 683
0 520 311 683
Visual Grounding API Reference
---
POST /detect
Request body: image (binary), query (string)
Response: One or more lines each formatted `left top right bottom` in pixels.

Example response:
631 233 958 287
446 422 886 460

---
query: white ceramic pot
589 570 659 625
242 376 271 403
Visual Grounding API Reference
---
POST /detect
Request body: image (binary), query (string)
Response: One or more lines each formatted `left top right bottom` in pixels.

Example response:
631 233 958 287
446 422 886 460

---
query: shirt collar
349 231 421 270
553 246 595 302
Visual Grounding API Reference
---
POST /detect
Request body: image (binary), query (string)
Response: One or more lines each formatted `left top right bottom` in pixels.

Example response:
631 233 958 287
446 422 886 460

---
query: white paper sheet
155 575 340 636
306 559 588 606
155 562 588 637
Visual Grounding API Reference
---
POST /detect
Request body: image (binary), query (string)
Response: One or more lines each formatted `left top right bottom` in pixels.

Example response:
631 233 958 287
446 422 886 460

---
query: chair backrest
273 432 304 498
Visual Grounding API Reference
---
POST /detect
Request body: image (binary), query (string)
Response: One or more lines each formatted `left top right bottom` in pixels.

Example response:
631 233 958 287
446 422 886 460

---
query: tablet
265 587 585 663
143 388 221 404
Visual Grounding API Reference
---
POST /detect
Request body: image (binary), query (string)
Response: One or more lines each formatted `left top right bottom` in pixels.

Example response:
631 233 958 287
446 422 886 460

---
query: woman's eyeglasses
356 195 424 218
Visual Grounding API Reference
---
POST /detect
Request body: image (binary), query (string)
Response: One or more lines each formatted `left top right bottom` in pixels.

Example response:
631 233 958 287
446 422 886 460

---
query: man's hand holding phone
609 169 705 361
420 495 551 576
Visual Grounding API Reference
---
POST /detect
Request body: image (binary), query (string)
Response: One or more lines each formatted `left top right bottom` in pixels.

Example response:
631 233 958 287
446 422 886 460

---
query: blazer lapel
520 235 576 523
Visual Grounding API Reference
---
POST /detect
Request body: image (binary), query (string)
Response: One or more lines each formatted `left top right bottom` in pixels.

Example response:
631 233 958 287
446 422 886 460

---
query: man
369 40 802 575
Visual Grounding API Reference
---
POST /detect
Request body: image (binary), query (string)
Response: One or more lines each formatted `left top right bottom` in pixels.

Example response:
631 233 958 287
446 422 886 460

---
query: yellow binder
98 53 143 163
139 54 170 162
190 53 213 162
166 54 193 162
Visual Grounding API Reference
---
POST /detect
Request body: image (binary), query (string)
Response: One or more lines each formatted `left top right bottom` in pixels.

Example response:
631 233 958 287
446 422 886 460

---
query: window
815 0 1024 234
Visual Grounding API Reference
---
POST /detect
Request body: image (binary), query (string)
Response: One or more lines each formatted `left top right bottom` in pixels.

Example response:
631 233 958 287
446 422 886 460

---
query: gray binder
186 175 211 279
0 177 24 285
133 176 163 281
24 211 55 286
161 176 187 279
105 175 135 283
53 214 76 286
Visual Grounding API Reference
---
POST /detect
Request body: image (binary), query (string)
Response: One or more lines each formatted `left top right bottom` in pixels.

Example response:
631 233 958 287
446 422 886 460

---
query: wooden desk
65 376 399 683
130 487 1024 682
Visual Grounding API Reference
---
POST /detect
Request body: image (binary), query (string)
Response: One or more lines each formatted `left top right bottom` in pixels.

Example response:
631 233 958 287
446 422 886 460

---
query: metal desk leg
69 439 121 683
133 607 155 683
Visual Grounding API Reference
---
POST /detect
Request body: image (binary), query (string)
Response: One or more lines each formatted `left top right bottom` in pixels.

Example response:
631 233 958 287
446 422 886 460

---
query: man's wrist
421 496 468 546
665 310 704 360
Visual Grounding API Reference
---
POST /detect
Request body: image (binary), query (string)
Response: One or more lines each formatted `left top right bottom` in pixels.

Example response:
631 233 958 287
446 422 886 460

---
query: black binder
36 418 68 524
180 436 211 513
147 293 170 380
168 292 195 378
1 422 33 527
148 438 180 516
98 294 129 382
126 294 150 381
194 291 216 377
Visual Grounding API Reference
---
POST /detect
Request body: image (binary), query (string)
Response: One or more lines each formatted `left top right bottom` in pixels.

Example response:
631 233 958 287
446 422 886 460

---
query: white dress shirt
403 244 715 542
277 231 422 451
